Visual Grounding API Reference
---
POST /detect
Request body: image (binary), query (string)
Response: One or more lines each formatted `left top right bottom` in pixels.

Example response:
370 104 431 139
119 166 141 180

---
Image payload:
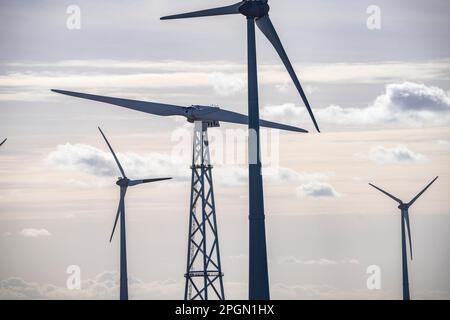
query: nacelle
185 105 220 121
239 1 270 18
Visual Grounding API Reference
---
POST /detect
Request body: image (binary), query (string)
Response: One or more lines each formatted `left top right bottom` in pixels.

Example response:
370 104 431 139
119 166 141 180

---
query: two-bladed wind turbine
98 127 171 300
51 89 306 300
369 176 439 300
0 138 6 147
51 90 308 133
161 0 320 300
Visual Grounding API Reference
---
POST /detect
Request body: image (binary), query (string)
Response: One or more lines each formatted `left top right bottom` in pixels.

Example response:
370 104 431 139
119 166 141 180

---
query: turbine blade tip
160 15 175 20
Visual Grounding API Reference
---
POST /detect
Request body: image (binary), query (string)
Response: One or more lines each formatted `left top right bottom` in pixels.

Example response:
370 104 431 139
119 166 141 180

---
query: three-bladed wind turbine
161 0 319 300
160 1 319 131
0 138 6 147
98 127 172 300
369 176 439 300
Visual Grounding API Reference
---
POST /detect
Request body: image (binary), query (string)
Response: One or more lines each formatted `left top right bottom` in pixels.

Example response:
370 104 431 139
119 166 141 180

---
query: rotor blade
255 15 320 133
369 183 403 204
142 177 172 184
160 2 242 20
110 189 126 242
52 89 186 117
408 176 439 206
0 138 6 147
199 108 308 133
98 127 126 178
129 177 172 186
404 211 413 260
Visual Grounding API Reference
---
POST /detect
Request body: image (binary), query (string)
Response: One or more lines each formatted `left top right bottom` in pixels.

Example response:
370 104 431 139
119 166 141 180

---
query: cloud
209 72 244 96
47 142 333 188
1 60 449 101
19 229 51 238
296 182 340 199
215 165 331 187
436 140 450 151
0 272 183 300
271 283 392 300
2 273 448 300
262 82 450 129
276 82 317 95
279 257 361 266
2 273 341 300
47 143 189 180
368 145 425 165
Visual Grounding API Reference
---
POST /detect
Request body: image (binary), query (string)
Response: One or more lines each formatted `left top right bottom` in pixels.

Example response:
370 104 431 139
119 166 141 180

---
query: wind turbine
0 138 6 147
369 176 439 300
161 0 319 300
98 127 172 300
52 89 307 300
51 90 307 133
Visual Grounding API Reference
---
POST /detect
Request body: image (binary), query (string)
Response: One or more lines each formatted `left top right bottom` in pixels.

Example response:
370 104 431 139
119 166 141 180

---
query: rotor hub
398 203 408 210
239 1 270 18
116 177 129 187
185 107 196 122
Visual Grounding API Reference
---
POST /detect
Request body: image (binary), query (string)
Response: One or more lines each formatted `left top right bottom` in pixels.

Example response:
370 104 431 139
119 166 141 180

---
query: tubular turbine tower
161 0 320 300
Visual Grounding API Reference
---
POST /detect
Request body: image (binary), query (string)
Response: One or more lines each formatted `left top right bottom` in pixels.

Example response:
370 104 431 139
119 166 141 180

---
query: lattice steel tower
184 121 225 300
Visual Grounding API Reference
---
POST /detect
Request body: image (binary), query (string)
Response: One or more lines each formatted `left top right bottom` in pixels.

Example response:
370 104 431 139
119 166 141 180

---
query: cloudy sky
0 0 449 300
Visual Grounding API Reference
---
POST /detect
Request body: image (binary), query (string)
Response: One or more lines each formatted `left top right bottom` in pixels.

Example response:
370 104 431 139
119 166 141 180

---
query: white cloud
0 272 183 300
344 259 361 265
271 283 392 300
368 145 426 165
1 60 449 101
19 229 51 238
2 272 448 300
436 140 450 151
209 72 244 96
279 257 361 266
296 182 340 199
47 143 189 181
263 82 450 129
47 142 333 188
276 82 317 95
215 165 331 187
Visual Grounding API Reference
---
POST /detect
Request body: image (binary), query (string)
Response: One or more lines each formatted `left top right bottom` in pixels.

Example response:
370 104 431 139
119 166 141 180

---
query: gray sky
0 0 449 299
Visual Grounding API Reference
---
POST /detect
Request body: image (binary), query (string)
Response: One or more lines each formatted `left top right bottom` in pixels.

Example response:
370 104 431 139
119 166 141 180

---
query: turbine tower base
184 121 225 300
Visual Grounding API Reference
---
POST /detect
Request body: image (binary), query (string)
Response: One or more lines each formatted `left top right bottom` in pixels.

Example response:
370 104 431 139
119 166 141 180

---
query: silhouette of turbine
0 138 6 147
51 88 307 300
161 0 320 300
369 176 438 300
98 127 171 300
